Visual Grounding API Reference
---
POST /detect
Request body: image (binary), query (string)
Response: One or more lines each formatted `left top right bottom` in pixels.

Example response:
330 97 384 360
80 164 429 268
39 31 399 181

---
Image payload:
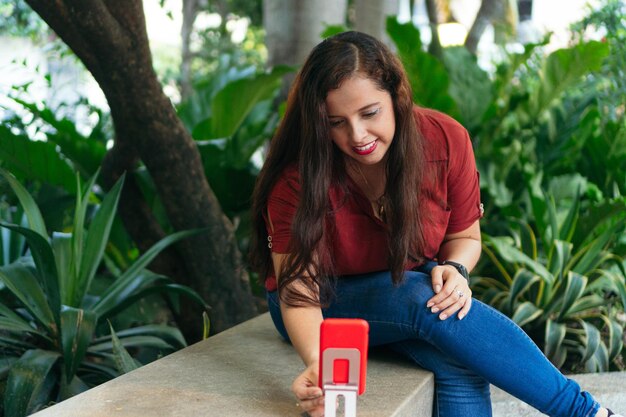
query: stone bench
32 312 435 417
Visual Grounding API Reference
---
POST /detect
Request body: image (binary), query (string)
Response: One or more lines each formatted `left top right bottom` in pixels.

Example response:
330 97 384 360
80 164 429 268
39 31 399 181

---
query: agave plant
474 184 626 372
0 168 207 417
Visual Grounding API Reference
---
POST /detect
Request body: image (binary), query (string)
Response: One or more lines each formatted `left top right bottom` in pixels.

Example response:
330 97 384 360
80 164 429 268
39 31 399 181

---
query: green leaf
93 324 186 350
559 189 581 242
548 240 573 280
511 302 543 327
442 46 492 131
0 302 45 337
72 174 125 307
0 127 76 194
545 319 567 368
386 17 459 117
195 66 292 140
97 281 208 323
4 349 60 417
568 294 606 315
203 311 210 340
579 320 601 363
0 168 48 238
604 317 624 361
0 259 56 334
108 323 140 374
51 232 73 307
89 335 175 353
67 172 100 305
571 218 625 274
484 235 553 284
508 270 540 309
584 342 609 373
0 223 61 331
60 306 96 383
9 97 107 178
557 272 587 320
529 41 610 117
92 229 204 318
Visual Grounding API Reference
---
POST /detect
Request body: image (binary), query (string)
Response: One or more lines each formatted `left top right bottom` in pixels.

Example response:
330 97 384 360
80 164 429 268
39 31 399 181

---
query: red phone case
319 318 369 395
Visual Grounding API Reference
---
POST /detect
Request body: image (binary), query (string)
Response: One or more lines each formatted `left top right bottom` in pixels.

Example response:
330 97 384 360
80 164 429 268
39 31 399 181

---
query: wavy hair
250 31 426 306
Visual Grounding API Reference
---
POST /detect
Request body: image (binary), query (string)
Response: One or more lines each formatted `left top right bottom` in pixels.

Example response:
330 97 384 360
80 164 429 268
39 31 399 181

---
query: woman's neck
346 160 386 203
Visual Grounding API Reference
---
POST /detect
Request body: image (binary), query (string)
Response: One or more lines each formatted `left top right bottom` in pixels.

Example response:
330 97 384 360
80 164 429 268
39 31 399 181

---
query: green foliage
383 10 625 372
475 189 626 371
0 169 207 415
178 60 293 221
386 17 459 119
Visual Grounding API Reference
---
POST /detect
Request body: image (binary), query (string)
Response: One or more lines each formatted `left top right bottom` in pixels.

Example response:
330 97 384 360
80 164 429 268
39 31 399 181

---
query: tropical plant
0 168 207 417
474 183 626 372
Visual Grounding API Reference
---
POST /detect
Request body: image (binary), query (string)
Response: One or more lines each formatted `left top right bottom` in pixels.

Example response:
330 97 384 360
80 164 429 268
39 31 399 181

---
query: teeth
355 141 376 151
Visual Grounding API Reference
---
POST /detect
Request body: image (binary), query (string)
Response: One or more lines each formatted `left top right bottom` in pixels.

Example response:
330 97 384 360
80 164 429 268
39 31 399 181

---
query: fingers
427 266 472 320
431 267 444 294
292 367 324 416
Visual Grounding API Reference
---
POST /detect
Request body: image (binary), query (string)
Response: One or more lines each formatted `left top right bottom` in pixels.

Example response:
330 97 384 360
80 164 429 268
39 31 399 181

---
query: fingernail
431 307 439 313
426 302 434 308
458 313 465 320
435 285 441 293
440 313 447 320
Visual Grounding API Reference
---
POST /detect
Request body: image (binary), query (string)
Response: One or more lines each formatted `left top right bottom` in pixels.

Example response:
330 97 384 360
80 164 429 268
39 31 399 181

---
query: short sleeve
265 167 300 253
446 127 482 233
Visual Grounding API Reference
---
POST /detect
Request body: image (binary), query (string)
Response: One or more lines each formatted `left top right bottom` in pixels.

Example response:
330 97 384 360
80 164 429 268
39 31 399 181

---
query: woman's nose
350 121 367 142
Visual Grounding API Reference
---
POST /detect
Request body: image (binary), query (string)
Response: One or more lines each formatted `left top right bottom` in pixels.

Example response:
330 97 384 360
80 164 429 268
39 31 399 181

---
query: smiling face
325 75 396 169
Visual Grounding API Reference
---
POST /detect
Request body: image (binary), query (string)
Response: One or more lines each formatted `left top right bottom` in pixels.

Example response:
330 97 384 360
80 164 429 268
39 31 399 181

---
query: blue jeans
267 267 600 417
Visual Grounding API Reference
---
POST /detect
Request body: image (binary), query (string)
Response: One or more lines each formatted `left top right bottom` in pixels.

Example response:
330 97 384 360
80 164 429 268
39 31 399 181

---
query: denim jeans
267 267 600 417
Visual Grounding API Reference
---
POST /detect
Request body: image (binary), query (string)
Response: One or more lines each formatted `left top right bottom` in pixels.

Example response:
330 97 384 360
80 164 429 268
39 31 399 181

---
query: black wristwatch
439 260 470 281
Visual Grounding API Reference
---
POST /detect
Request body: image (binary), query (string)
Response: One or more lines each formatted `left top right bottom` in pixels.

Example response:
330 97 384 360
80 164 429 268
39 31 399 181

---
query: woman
250 31 621 417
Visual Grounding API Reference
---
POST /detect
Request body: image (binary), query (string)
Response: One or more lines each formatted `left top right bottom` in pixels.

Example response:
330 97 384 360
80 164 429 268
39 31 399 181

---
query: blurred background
0 1 625 415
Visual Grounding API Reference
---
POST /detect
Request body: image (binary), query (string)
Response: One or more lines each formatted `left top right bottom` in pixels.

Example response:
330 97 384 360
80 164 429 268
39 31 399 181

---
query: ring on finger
456 289 464 298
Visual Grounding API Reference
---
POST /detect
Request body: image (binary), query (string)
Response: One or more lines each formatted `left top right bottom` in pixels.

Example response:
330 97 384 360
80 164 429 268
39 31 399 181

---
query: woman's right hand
292 362 325 416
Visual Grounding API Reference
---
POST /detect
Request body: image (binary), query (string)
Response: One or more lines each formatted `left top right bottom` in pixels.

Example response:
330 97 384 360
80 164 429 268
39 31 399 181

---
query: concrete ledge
33 313 434 417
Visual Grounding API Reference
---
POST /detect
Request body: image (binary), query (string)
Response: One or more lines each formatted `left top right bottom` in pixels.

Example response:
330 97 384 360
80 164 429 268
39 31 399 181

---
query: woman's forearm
438 220 482 272
281 304 324 366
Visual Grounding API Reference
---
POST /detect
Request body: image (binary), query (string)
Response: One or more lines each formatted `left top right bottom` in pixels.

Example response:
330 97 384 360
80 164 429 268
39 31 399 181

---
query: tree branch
25 0 103 79
63 0 131 53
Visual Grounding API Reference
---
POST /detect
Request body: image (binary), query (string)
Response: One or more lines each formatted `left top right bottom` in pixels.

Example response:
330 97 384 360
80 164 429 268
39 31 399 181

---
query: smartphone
318 318 369 395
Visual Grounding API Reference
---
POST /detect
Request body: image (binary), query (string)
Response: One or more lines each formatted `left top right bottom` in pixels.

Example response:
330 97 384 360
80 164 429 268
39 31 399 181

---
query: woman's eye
329 119 344 127
363 108 381 118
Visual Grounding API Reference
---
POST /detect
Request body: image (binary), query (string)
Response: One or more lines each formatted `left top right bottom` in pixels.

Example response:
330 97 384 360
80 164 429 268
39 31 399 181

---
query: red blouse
264 107 482 291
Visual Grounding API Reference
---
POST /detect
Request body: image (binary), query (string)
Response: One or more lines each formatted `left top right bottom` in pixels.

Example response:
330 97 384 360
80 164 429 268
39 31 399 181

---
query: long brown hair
250 31 425 306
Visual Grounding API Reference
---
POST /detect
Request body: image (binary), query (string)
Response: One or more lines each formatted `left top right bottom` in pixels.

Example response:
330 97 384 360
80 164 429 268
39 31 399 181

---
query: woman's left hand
427 265 472 320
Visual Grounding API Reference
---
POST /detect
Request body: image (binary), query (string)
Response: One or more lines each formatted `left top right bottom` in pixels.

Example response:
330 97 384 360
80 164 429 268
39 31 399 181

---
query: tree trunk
264 0 347 100
180 0 201 102
425 0 443 59
354 0 399 46
25 0 258 341
465 0 504 54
